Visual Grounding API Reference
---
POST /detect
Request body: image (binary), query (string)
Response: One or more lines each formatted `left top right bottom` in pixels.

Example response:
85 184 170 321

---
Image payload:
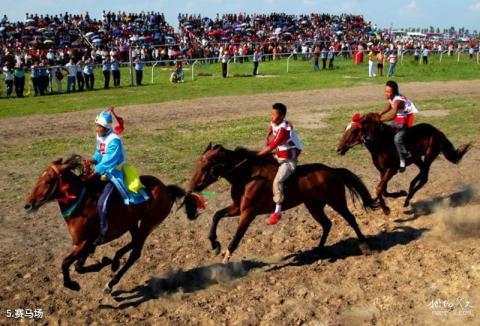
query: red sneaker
268 212 282 225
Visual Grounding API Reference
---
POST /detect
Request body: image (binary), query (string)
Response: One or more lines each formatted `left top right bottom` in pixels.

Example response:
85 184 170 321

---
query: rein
207 157 249 183
221 158 249 178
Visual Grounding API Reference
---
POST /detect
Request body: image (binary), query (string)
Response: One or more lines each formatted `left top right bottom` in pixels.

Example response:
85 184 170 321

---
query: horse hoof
104 283 112 294
65 281 80 291
403 199 410 207
213 241 222 255
382 206 391 215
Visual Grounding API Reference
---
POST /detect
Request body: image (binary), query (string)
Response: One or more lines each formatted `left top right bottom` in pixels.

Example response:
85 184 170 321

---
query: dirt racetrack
1 80 479 325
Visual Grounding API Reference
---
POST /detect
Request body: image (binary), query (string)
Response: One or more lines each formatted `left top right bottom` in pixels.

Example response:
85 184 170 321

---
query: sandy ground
1 80 479 325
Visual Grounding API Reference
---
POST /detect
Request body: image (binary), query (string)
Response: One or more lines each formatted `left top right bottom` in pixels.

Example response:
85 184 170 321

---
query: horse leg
111 227 137 272
404 163 430 207
62 241 91 291
74 243 111 273
209 203 240 255
304 201 331 249
223 210 254 263
329 201 370 252
104 225 150 293
376 168 397 215
384 182 408 198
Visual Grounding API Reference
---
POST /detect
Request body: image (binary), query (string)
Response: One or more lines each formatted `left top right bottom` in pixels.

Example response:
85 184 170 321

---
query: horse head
24 155 84 212
188 143 230 192
337 113 383 155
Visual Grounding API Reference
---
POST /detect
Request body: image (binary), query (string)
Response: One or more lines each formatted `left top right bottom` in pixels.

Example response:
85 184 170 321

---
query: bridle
44 165 78 204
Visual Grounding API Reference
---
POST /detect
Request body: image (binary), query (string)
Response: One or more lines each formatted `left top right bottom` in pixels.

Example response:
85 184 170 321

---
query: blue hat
95 110 112 129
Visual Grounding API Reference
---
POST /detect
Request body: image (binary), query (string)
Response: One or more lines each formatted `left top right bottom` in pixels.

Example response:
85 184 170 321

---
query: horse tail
335 168 380 210
166 185 198 220
438 132 472 164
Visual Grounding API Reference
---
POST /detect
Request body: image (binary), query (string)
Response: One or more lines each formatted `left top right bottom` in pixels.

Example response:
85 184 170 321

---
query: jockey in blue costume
91 109 149 245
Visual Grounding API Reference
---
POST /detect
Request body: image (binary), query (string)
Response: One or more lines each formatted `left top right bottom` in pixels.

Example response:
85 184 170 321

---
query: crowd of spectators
1 11 479 97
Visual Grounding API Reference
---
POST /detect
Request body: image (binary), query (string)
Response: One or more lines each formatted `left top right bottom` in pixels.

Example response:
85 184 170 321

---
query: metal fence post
192 60 199 81
287 53 294 73
151 61 159 84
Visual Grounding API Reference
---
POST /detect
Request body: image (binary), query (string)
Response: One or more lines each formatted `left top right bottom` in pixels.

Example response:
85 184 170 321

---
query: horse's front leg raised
209 203 240 255
223 209 254 263
62 241 91 291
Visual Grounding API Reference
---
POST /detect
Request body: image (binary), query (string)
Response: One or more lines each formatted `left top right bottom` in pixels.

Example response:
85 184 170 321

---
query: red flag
110 107 125 134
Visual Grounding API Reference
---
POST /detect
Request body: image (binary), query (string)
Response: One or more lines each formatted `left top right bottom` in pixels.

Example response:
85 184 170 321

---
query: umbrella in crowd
92 38 102 44
0 27 6 32
25 18 35 24
129 35 139 41
85 31 95 37
25 26 36 31
43 39 54 44
112 29 122 36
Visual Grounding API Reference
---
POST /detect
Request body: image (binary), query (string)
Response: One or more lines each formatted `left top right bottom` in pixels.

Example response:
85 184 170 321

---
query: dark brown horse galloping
337 113 471 214
188 144 379 263
25 155 197 293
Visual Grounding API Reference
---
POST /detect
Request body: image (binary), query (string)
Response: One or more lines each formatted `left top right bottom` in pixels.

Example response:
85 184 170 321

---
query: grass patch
0 54 479 118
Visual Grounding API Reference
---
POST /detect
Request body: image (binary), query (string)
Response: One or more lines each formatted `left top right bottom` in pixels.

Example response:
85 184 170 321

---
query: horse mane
63 154 84 170
363 112 382 122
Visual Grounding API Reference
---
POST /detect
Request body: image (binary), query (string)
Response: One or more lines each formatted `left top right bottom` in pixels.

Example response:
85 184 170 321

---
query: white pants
368 60 376 77
273 158 297 204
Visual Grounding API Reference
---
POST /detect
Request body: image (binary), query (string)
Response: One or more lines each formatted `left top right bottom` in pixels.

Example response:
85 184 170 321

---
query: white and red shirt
268 120 304 159
389 95 418 127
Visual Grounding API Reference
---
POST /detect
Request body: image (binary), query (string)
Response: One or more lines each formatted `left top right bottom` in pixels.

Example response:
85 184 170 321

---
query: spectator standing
376 49 384 77
76 60 85 91
252 47 261 76
2 65 14 97
39 62 50 94
111 58 120 87
368 48 376 77
422 47 429 64
312 45 320 71
413 48 420 63
83 58 95 90
53 66 64 93
13 63 25 97
134 57 143 86
65 59 77 93
387 51 397 77
220 50 228 78
327 46 335 69
102 58 111 89
31 62 41 96
320 47 328 69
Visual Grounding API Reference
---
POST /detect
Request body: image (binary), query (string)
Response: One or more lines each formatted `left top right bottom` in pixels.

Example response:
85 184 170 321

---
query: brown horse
24 155 198 293
337 113 471 214
187 144 379 263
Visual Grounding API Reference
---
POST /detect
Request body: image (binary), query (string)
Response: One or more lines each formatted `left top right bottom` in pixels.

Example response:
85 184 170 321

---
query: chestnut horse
188 144 379 263
25 155 197 293
337 113 471 214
